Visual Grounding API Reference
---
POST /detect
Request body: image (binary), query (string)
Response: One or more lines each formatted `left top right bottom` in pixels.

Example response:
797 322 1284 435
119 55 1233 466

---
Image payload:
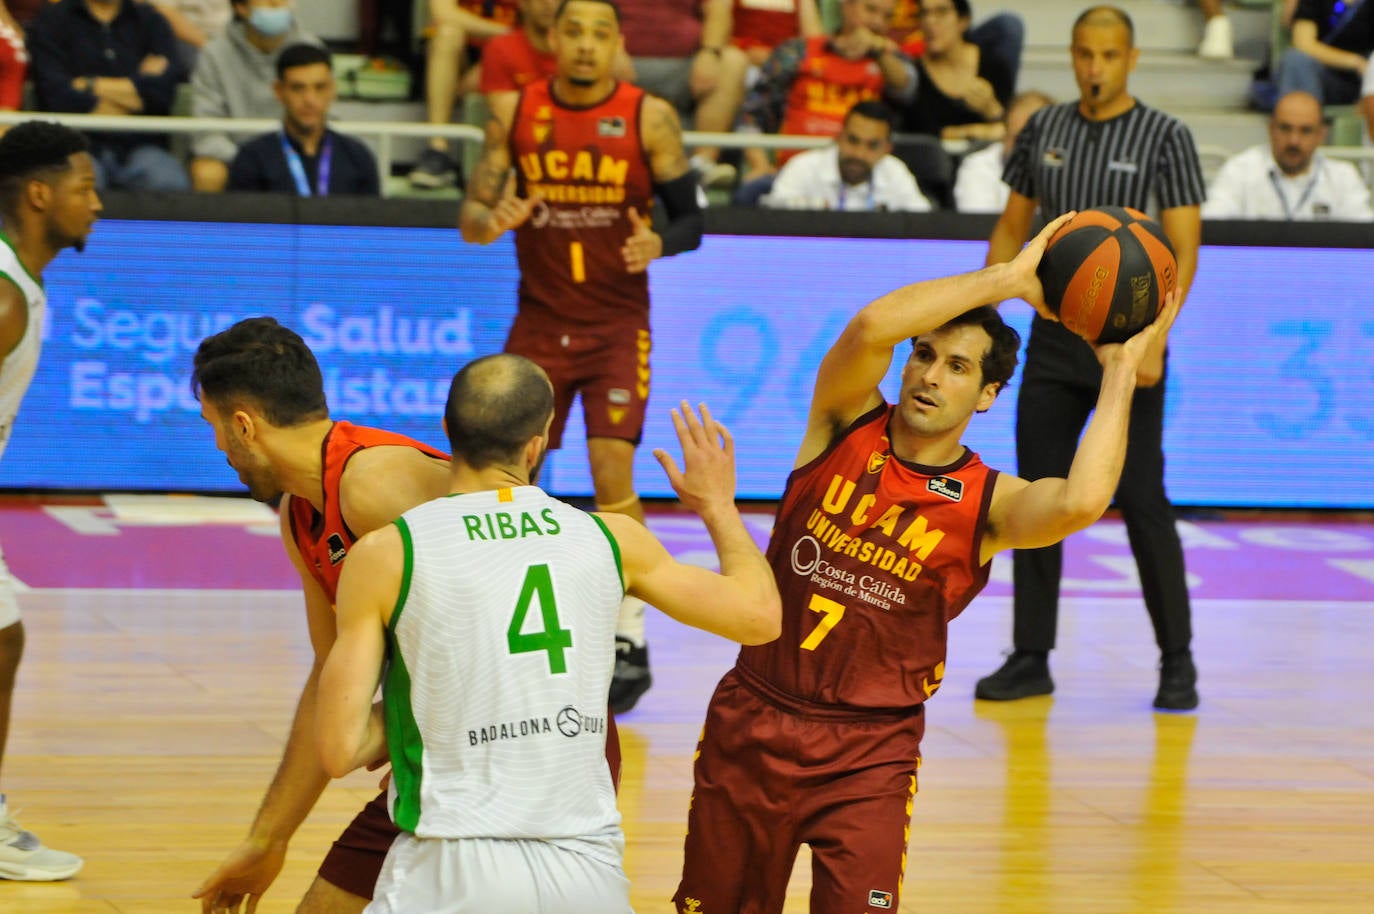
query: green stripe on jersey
589 513 624 597
383 517 423 832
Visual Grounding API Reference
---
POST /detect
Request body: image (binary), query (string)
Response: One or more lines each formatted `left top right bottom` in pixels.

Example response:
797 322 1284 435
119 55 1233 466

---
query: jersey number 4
507 563 573 674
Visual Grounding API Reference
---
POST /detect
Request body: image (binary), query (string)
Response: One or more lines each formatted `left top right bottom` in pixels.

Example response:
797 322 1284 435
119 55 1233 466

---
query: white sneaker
1197 15 1233 60
0 795 83 881
691 155 738 190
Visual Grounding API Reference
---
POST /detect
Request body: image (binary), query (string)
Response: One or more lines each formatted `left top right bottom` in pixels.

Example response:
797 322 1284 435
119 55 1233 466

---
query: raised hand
1092 286 1183 379
652 401 737 518
1006 210 1077 320
621 207 663 274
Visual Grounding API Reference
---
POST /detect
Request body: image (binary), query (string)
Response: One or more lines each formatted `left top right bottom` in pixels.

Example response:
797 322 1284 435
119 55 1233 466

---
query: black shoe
975 650 1054 701
609 636 652 714
1153 651 1199 711
408 147 458 189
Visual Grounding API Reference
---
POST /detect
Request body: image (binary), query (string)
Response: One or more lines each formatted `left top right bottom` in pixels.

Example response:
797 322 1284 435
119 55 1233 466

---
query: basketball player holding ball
980 5 1206 711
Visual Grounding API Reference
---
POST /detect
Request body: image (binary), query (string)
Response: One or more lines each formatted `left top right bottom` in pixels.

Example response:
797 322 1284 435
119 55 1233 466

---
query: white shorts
365 832 632 914
0 543 19 628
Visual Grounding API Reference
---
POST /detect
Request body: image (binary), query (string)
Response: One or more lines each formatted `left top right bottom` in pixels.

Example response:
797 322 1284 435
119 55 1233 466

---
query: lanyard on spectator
280 132 333 197
1268 161 1322 220
837 183 876 211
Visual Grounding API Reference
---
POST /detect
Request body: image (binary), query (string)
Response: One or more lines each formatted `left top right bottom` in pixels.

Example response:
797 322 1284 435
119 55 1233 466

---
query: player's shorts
366 831 631 914
319 715 623 897
0 542 21 628
505 316 651 450
673 666 925 914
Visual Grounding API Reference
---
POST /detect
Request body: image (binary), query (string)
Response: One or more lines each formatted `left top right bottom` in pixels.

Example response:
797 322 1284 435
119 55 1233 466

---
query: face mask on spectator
249 6 294 37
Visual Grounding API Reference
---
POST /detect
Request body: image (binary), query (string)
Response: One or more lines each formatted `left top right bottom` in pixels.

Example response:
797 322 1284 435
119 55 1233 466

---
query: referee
977 5 1205 711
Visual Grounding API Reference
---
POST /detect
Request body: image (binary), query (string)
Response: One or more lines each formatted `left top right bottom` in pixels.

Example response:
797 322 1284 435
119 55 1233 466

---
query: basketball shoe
610 636 652 714
0 795 83 881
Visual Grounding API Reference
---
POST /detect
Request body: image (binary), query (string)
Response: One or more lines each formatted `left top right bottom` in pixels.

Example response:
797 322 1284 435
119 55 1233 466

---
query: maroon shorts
673 668 924 914
505 315 651 450
318 713 623 897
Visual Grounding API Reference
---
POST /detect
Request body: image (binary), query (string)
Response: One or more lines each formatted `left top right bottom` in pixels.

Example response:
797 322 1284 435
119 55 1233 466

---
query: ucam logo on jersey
927 475 963 502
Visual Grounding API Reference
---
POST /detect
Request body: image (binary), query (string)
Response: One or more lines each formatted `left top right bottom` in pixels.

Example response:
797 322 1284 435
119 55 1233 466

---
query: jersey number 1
569 242 586 283
507 563 573 674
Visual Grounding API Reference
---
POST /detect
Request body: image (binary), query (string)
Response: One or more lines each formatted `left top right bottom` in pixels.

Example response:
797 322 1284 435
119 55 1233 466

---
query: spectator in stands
901 0 1014 141
762 99 931 209
27 0 190 191
151 0 233 73
5 0 41 28
190 0 321 193
0 2 25 113
408 0 513 189
616 0 749 189
1196 0 1233 60
1203 89 1372 219
886 0 1024 88
731 0 824 68
952 88 1051 212
738 0 916 192
228 44 381 196
1275 0 1374 105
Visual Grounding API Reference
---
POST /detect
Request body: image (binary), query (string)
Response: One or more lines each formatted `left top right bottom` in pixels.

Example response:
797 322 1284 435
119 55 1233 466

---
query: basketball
1035 206 1177 344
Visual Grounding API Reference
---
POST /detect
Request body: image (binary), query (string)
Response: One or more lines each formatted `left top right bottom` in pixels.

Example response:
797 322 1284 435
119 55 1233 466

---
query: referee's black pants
1010 320 1193 656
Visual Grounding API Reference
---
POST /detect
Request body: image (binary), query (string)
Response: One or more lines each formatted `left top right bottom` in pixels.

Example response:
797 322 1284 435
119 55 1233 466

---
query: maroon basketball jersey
288 421 447 604
509 79 654 328
738 403 999 709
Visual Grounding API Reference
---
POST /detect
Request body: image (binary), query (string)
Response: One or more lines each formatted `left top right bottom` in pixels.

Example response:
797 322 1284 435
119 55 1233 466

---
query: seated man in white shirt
762 100 930 211
953 89 1052 213
1203 90 1373 221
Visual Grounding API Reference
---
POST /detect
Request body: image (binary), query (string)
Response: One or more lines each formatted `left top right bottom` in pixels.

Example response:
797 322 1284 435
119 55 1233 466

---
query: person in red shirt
730 0 823 67
736 0 916 193
186 318 447 913
673 215 1183 912
478 0 559 101
460 0 703 716
0 1 26 111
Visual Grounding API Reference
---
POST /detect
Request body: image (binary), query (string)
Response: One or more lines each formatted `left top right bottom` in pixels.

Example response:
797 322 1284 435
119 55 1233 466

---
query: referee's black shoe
974 650 1054 701
610 636 652 714
1153 651 1199 711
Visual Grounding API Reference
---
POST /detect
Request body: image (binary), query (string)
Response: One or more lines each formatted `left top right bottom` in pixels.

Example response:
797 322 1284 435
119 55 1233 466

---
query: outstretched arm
980 289 1184 563
796 213 1075 468
192 503 340 913
598 402 780 645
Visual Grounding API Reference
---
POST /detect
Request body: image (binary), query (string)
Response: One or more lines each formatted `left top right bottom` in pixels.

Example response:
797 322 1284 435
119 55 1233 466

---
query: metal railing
0 109 1370 197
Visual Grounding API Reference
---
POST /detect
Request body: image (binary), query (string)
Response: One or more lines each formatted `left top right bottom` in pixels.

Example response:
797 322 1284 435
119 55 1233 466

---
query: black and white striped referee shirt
1002 100 1207 216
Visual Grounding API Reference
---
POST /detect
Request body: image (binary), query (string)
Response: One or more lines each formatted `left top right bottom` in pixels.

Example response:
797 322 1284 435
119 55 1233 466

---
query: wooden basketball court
2 497 1372 912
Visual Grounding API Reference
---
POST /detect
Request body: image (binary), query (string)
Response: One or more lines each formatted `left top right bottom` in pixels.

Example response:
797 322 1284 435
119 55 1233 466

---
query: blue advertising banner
3 221 1371 507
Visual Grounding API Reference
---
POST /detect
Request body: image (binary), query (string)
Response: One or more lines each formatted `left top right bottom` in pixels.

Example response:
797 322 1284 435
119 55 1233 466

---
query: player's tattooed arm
459 98 537 243
644 96 692 183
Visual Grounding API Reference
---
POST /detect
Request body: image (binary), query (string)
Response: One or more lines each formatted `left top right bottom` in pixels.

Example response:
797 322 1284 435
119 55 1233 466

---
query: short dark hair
951 0 972 18
444 354 554 470
918 305 1021 392
1072 5 1135 46
844 100 895 132
0 121 90 219
192 317 329 427
276 43 333 80
554 0 621 26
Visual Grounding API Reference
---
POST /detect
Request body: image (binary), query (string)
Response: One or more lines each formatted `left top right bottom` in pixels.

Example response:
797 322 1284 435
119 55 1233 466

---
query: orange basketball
1035 207 1177 344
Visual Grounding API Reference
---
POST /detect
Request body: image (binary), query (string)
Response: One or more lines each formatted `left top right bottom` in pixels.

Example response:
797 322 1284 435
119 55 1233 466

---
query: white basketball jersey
0 237 44 462
385 486 625 853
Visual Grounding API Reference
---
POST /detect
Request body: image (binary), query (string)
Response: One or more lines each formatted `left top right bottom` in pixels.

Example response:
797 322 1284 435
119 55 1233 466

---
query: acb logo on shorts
868 889 894 908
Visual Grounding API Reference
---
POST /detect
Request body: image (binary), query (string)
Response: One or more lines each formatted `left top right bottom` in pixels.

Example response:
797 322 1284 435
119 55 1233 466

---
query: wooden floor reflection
3 531 1373 912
